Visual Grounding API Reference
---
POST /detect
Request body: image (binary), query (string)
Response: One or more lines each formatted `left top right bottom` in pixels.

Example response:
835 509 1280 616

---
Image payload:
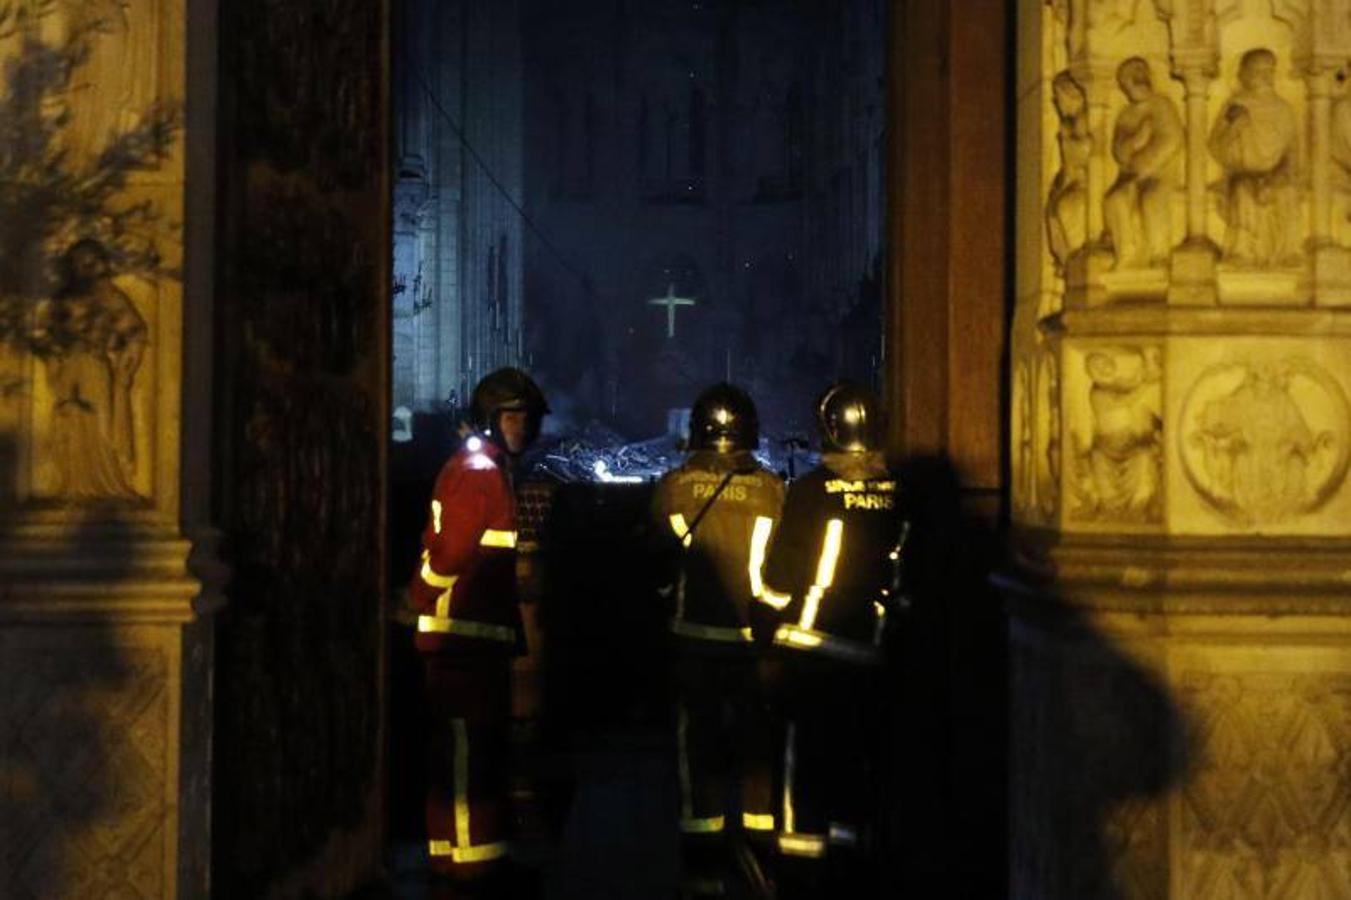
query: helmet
688 383 759 452
817 381 882 453
470 367 550 450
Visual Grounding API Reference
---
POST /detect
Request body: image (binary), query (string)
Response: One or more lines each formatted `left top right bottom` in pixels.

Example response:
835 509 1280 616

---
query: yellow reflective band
670 619 753 643
420 552 458 590
480 529 517 548
777 833 827 858
435 589 453 619
758 586 792 610
747 516 774 598
776 625 822 649
669 513 692 548
454 718 471 847
681 815 726 834
431 500 443 535
799 519 843 631
773 625 881 664
427 839 509 863
742 813 775 831
417 615 516 643
873 600 887 645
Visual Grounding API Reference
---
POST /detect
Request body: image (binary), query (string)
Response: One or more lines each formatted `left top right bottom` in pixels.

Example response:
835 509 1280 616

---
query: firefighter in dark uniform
650 383 785 895
751 381 908 896
408 367 548 886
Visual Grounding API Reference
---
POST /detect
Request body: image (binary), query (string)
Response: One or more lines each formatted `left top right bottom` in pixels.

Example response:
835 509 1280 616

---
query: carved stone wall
0 0 216 896
212 0 389 895
1012 1 1351 896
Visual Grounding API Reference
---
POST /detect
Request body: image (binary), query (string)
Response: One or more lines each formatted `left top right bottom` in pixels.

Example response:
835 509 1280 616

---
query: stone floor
378 727 699 900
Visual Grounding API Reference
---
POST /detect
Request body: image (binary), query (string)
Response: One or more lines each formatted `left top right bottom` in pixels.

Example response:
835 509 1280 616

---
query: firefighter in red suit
409 368 548 884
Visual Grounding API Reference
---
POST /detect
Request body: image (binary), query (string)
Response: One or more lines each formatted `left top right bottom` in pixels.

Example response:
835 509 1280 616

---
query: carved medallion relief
1179 357 1350 527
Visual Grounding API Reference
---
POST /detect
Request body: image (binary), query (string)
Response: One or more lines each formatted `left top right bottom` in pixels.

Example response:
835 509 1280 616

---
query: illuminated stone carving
1071 346 1163 523
1181 358 1350 526
1177 671 1351 899
1013 362 1034 515
1104 58 1182 270
1037 353 1062 520
1047 72 1090 272
1208 49 1301 269
1329 86 1351 249
31 241 147 500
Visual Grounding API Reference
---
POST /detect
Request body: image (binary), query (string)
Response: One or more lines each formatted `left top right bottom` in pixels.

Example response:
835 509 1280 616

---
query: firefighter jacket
409 440 525 656
651 450 786 654
754 452 908 666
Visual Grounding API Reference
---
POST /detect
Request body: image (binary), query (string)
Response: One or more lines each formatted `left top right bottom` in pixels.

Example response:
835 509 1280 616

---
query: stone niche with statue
1011 1 1351 897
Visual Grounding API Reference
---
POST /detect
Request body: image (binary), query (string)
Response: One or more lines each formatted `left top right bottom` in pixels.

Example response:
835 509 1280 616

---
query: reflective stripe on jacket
409 441 525 655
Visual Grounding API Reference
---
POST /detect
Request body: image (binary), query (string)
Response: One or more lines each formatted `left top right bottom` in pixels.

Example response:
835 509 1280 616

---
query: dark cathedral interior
3 0 1342 898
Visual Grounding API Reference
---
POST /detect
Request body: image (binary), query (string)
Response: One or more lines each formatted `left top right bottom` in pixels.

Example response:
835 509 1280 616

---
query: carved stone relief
1329 81 1351 249
1070 345 1164 523
1104 57 1183 270
1180 357 1350 526
0 640 171 899
1048 72 1091 273
30 242 148 501
1037 353 1062 520
1014 361 1035 516
1177 671 1351 899
1208 48 1302 269
0 1 180 509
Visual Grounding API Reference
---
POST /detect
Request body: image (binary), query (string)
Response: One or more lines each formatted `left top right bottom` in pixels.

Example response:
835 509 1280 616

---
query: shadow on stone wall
0 434 154 898
890 455 1193 898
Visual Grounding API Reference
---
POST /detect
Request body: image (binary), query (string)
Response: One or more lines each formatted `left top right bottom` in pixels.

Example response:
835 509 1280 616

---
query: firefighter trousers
423 655 512 877
767 656 880 860
671 651 777 842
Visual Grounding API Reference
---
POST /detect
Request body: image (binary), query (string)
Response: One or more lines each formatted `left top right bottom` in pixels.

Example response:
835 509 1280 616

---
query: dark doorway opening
386 1 888 896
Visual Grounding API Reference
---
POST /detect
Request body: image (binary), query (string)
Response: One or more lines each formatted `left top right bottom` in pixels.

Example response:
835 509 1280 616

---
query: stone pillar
0 0 221 897
1011 0 1351 896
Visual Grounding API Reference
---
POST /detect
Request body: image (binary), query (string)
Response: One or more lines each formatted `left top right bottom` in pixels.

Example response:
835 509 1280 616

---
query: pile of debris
525 422 818 484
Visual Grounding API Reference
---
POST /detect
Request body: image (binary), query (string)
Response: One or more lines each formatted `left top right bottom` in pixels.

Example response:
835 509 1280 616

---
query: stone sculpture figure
1208 48 1301 268
1047 72 1091 272
1191 365 1337 524
1074 347 1162 521
31 240 147 500
1103 58 1183 269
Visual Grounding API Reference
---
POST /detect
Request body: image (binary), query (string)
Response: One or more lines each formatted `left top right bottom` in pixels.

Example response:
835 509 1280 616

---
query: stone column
1307 60 1351 306
1168 62 1219 305
1011 1 1351 896
1064 60 1119 309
